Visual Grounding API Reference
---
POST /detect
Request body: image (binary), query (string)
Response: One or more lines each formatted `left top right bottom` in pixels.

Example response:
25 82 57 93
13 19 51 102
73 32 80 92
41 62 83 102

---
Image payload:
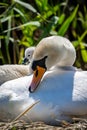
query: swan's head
29 36 76 92
22 47 35 64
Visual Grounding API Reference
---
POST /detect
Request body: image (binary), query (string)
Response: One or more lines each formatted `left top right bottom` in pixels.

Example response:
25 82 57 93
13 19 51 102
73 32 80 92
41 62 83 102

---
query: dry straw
12 99 40 122
2 100 40 130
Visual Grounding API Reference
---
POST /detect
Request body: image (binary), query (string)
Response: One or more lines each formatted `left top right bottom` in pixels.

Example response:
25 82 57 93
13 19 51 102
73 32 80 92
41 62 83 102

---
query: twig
2 100 40 130
12 100 40 122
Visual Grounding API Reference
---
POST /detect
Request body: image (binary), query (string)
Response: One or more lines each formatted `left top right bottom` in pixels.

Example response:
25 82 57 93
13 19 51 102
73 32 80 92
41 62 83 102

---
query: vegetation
0 0 87 69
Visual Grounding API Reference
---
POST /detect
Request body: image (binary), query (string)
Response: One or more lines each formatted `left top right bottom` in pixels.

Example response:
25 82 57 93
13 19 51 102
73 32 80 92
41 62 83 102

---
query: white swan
0 65 29 85
1 36 87 125
0 47 35 85
29 36 76 92
23 47 35 64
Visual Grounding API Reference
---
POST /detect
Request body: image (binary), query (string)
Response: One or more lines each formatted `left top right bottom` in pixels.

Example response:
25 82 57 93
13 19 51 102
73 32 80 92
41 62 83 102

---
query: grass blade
2 21 40 33
80 43 87 63
14 0 38 14
58 5 79 36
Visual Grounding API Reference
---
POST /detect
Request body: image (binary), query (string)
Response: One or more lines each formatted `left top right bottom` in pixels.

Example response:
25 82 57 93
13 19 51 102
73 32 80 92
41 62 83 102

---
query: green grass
0 0 87 69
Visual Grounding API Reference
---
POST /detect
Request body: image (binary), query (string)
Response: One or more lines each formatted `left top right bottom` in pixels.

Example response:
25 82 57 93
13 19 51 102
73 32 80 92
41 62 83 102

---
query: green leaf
3 21 40 33
0 49 5 64
79 30 87 42
58 13 65 24
42 0 48 10
20 41 30 47
78 11 83 19
12 127 17 130
35 0 48 12
0 16 11 23
41 16 58 38
5 16 11 63
1 3 16 17
35 0 42 12
58 5 79 36
80 43 87 63
0 3 8 6
72 41 79 48
14 7 25 17
0 39 1 48
14 0 38 14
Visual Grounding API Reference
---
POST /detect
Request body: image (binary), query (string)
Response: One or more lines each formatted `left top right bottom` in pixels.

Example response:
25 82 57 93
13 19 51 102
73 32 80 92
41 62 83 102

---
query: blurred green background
0 0 87 69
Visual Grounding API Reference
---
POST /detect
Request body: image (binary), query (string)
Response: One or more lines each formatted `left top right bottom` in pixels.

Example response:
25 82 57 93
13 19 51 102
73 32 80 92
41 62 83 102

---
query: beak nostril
29 86 33 93
35 70 38 77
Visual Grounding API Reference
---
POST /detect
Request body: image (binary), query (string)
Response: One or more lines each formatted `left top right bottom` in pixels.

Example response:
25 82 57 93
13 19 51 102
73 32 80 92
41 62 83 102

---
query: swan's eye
28 55 30 57
32 56 47 71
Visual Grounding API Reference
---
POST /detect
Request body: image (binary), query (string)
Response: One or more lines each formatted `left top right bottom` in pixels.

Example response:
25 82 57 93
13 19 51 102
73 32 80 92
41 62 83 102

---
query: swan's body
0 65 29 85
1 36 86 125
0 68 87 124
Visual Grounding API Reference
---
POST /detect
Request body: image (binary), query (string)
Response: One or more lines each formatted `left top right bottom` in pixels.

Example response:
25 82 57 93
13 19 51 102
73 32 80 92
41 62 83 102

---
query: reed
0 0 87 69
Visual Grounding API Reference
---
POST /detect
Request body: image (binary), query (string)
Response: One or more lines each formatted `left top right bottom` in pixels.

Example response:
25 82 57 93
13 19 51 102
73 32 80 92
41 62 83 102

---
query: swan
0 65 29 85
1 68 87 124
29 35 76 92
1 36 87 125
22 47 35 64
0 47 35 85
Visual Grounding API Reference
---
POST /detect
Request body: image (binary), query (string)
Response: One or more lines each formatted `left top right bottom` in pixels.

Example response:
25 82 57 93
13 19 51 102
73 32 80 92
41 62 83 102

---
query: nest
0 118 87 130
0 101 87 129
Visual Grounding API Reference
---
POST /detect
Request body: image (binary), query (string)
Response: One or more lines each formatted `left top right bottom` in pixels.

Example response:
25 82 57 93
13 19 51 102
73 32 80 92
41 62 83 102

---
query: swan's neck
57 49 76 66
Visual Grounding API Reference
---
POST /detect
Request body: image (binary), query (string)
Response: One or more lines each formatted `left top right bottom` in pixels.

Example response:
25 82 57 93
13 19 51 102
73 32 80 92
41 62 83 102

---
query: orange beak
29 66 46 92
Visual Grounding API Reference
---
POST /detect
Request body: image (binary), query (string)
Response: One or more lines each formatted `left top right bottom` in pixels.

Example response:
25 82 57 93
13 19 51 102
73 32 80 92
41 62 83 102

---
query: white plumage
0 36 87 125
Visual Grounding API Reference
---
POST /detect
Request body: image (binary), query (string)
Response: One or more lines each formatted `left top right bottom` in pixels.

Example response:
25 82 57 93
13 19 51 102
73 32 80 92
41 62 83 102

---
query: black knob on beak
22 58 29 64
